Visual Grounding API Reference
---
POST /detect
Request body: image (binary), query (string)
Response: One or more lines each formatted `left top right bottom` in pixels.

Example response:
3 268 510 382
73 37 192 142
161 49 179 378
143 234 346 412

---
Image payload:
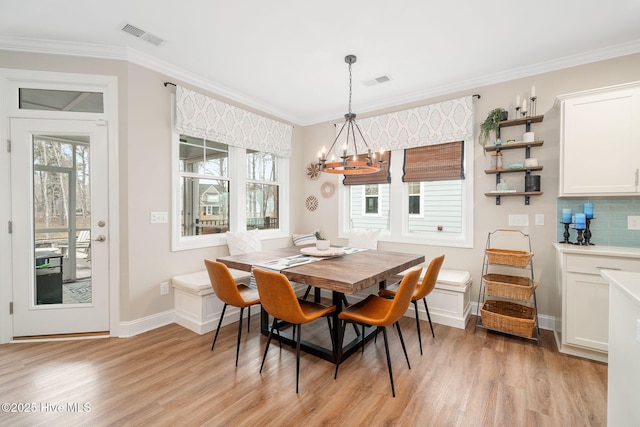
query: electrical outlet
535 214 544 226
508 214 529 227
150 212 168 224
628 216 640 230
160 281 169 295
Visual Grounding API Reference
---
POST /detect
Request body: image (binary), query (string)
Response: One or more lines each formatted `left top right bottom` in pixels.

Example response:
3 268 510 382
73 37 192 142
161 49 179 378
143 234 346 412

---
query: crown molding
0 36 303 125
314 38 640 125
2 36 640 126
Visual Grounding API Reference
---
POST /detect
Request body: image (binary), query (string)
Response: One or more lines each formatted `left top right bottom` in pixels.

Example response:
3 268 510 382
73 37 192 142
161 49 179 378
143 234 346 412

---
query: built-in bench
172 267 471 335
172 269 251 335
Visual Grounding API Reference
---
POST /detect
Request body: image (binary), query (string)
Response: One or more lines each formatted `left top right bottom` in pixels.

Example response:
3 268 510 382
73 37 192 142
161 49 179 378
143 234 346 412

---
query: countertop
600 270 640 306
553 243 640 259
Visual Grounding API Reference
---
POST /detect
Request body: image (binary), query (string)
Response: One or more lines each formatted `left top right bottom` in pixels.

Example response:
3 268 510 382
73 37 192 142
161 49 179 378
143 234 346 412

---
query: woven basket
485 249 532 267
481 300 536 337
483 274 537 300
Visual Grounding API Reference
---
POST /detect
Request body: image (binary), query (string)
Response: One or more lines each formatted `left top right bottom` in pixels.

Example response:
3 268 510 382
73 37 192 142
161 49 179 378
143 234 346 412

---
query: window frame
338 144 474 248
407 181 423 218
171 131 290 251
362 184 381 217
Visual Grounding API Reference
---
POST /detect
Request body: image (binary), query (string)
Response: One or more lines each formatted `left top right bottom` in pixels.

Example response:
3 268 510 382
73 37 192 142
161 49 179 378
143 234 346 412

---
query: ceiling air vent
120 23 166 46
363 75 392 87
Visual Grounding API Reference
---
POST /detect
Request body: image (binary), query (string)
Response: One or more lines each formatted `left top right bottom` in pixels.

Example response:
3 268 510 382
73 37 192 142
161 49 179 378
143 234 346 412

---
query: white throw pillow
348 229 380 250
226 230 262 255
292 232 317 246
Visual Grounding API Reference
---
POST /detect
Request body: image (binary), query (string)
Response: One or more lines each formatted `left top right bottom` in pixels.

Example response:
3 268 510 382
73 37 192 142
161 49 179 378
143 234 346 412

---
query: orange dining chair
204 259 260 366
334 267 421 397
253 268 336 393
379 254 445 355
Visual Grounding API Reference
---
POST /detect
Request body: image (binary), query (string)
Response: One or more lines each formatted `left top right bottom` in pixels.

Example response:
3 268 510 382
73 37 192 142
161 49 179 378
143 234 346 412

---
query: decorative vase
316 240 330 250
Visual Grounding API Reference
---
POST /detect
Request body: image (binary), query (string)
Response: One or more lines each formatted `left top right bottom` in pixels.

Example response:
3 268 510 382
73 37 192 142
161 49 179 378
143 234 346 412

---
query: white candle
530 85 536 98
516 94 521 107
522 99 527 111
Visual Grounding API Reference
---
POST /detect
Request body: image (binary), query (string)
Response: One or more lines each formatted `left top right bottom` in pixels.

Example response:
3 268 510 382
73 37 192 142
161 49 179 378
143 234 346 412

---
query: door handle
93 235 106 242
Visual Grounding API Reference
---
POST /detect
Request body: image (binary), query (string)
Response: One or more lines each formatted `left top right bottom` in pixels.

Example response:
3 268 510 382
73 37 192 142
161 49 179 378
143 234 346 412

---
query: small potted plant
315 230 330 250
480 108 508 148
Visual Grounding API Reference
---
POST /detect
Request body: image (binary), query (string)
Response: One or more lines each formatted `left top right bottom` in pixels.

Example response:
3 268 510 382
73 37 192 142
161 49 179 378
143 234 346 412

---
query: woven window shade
342 151 391 186
402 141 464 182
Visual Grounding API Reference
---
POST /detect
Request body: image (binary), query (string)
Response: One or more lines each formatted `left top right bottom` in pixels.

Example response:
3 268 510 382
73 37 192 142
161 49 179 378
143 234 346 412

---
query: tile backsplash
557 197 640 247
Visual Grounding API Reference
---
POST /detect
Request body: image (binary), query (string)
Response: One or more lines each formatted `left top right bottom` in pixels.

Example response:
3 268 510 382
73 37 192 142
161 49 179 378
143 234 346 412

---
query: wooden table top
217 247 425 294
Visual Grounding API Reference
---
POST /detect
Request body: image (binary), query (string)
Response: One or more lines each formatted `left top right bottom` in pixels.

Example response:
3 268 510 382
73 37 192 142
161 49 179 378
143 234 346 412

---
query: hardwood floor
0 316 607 426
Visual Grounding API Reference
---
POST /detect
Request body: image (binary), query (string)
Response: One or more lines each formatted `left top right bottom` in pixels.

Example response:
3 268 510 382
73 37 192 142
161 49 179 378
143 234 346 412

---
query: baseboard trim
119 310 175 338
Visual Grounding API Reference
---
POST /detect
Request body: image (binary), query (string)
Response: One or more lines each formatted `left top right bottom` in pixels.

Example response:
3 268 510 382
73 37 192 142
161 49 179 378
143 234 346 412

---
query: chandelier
317 55 384 175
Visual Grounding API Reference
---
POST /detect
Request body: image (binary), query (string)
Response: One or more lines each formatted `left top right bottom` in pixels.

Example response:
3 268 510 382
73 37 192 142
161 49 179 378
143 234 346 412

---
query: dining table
217 246 424 364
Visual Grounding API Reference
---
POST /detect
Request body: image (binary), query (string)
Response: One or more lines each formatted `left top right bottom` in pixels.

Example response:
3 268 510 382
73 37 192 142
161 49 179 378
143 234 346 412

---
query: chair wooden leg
235 307 244 366
423 298 435 338
260 317 278 373
395 321 411 370
211 303 228 351
381 326 396 398
413 300 423 355
295 323 302 394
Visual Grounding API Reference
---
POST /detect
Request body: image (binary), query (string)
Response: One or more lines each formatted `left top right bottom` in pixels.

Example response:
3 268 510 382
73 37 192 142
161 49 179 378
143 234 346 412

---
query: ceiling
2 0 640 125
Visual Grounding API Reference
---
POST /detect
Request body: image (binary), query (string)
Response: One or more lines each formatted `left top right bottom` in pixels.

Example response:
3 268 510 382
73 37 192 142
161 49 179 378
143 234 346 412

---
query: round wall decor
306 163 320 180
320 181 335 198
305 195 319 211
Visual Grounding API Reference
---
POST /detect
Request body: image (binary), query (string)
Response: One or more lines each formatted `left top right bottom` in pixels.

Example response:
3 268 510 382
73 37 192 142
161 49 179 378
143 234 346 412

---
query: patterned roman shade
334 96 473 153
402 141 465 182
175 86 293 158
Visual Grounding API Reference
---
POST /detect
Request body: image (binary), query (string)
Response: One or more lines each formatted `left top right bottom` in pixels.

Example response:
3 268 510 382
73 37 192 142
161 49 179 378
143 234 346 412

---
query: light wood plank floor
0 316 607 426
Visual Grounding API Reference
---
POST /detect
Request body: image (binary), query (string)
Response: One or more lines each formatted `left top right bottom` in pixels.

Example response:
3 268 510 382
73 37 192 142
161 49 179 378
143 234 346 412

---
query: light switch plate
628 216 640 230
508 214 529 227
150 212 168 224
535 214 544 226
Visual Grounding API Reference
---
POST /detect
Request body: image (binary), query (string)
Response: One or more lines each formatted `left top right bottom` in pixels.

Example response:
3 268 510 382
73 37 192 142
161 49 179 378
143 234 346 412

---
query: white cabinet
557 82 640 196
554 244 640 362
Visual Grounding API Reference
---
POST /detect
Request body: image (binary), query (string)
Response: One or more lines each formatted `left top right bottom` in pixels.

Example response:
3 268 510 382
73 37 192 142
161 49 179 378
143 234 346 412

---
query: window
408 182 421 216
364 184 379 214
246 150 279 230
178 136 230 237
19 88 104 113
172 134 290 251
340 142 473 248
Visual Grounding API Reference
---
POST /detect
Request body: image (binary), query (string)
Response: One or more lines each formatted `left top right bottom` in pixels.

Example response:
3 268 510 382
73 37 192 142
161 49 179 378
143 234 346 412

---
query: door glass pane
20 88 104 113
33 136 92 305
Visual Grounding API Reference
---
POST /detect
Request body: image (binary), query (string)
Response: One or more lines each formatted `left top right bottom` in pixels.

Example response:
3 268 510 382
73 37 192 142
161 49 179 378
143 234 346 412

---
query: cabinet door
565 272 609 352
560 85 640 195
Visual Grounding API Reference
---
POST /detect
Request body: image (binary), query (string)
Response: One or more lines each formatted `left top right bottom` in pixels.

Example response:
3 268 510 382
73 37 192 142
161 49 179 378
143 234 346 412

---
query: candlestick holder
584 218 595 245
559 222 574 244
521 109 528 118
529 96 537 117
576 229 585 246
514 106 521 119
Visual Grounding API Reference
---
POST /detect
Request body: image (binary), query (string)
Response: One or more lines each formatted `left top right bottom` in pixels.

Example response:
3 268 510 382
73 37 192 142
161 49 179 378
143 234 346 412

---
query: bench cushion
172 269 251 296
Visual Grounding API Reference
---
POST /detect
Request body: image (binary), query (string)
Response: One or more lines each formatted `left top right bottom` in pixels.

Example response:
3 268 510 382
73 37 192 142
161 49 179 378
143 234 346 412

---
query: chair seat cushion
338 295 393 326
173 269 251 296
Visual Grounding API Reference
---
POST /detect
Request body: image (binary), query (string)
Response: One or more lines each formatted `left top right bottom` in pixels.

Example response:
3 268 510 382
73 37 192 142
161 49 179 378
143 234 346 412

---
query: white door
11 118 109 337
